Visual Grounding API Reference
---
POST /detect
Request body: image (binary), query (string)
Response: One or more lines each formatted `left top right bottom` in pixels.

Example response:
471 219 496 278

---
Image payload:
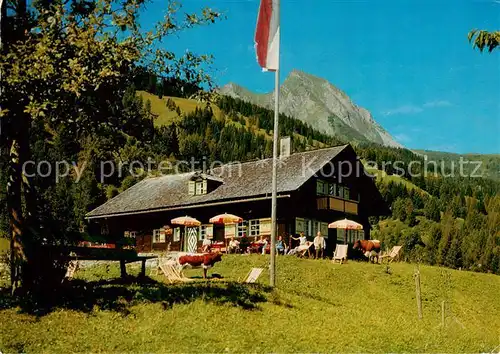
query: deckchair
241 267 264 283
63 260 79 281
332 244 348 264
380 245 402 263
157 257 192 283
297 242 313 258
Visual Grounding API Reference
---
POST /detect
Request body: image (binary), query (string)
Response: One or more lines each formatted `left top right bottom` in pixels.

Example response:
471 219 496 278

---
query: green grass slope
1 255 498 352
139 91 327 148
138 91 222 127
363 162 429 195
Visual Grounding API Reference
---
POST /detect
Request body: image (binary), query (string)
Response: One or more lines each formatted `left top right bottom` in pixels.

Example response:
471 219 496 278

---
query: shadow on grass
0 276 272 316
288 289 341 307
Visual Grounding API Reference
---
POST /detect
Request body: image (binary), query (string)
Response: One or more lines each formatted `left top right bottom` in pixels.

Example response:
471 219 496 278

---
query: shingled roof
87 145 349 219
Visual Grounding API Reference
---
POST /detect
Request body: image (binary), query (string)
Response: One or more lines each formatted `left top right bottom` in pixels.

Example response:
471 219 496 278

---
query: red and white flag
255 0 280 71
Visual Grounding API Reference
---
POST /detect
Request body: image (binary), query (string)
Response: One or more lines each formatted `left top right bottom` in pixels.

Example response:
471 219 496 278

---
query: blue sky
144 0 500 154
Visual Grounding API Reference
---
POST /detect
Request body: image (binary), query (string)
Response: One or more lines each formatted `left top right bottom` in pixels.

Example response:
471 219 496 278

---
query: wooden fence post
414 266 423 319
441 300 446 327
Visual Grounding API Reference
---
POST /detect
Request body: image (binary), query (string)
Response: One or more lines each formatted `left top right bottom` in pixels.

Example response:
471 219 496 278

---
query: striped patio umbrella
328 218 363 230
171 216 201 227
209 213 243 224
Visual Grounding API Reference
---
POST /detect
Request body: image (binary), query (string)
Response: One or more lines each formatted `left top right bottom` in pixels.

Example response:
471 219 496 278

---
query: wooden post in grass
414 266 423 319
120 259 127 279
441 300 446 327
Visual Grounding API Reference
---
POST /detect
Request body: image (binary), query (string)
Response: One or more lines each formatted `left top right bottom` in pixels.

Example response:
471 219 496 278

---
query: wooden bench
62 246 157 278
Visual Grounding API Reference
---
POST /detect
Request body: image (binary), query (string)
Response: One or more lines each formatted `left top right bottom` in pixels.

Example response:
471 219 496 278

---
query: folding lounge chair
297 242 313 258
156 256 192 283
64 260 79 281
242 267 264 283
380 245 402 263
332 244 348 264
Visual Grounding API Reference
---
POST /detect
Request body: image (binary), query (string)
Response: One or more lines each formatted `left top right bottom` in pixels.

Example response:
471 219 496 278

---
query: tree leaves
468 29 500 53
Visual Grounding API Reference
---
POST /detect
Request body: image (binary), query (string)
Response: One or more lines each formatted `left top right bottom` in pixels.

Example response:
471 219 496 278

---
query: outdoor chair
298 242 313 258
332 244 348 264
64 260 79 280
241 267 264 283
155 255 192 283
380 245 402 263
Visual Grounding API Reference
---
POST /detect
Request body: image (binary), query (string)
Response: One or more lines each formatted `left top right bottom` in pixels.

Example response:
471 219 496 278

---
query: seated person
257 236 268 254
291 232 307 245
201 237 212 253
228 237 241 254
239 233 250 253
288 232 307 254
276 236 286 255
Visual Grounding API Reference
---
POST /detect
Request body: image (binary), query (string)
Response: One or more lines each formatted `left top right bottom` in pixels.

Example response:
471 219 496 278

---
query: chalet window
346 229 364 243
295 218 305 234
337 228 345 244
344 187 350 200
237 221 248 237
259 218 272 235
306 219 312 237
337 186 344 198
355 230 365 242
153 229 165 243
320 222 329 238
316 180 326 195
124 231 136 238
225 224 236 238
311 220 327 237
195 180 207 195
318 181 356 202
173 228 181 242
189 179 208 196
188 180 207 196
199 225 213 241
249 219 260 237
101 224 109 236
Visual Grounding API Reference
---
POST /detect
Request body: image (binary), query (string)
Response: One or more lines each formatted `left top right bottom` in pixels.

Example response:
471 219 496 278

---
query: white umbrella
328 218 363 230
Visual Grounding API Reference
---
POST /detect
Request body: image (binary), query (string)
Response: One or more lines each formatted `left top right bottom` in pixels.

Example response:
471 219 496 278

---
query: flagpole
270 0 280 288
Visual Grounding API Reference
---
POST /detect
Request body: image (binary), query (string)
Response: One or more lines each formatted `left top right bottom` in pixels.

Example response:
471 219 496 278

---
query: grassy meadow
1 255 499 352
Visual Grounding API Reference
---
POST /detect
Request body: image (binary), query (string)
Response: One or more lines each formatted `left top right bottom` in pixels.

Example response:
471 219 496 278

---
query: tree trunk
7 107 34 294
8 138 26 294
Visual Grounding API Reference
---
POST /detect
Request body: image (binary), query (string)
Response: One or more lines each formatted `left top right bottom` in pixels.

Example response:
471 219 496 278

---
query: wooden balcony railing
317 197 358 215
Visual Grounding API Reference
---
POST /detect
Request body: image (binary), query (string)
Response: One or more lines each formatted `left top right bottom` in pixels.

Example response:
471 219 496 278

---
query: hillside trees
1 0 221 292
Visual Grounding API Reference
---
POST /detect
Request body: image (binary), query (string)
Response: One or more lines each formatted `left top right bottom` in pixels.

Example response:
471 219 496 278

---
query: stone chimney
280 136 291 158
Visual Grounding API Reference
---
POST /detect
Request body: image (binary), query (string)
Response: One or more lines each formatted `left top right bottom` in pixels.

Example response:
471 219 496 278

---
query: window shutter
188 181 195 195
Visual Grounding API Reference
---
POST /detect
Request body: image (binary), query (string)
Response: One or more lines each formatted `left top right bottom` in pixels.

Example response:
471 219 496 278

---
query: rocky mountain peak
219 71 401 148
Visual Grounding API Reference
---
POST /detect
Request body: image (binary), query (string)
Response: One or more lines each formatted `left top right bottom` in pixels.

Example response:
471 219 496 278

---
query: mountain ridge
220 70 402 148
